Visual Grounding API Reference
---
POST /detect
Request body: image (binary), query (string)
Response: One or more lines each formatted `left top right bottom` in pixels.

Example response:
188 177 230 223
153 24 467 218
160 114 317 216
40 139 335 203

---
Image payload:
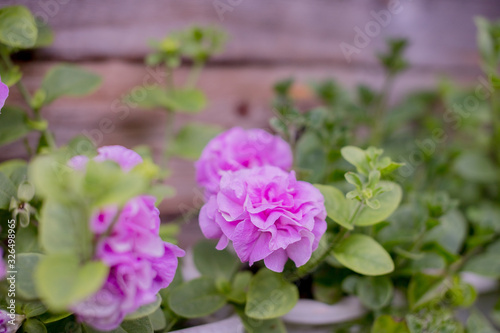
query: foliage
0 4 499 333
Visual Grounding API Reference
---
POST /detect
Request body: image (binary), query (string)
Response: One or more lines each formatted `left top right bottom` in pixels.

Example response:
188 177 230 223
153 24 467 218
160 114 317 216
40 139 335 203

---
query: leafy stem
372 74 394 146
0 51 57 151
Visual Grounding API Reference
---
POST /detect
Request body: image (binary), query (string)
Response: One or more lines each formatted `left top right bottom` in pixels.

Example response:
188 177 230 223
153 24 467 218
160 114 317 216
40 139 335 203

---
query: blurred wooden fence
1 0 499 215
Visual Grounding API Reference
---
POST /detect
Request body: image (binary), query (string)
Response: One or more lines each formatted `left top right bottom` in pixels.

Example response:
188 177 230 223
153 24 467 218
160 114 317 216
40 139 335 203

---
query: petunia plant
1 4 500 333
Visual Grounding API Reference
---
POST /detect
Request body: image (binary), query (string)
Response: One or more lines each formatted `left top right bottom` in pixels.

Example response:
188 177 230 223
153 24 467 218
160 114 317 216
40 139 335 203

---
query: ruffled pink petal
263 249 288 272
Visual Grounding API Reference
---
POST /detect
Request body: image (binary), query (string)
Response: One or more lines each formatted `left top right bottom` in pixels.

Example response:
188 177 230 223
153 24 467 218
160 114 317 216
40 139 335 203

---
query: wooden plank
2 0 499 68
0 60 484 213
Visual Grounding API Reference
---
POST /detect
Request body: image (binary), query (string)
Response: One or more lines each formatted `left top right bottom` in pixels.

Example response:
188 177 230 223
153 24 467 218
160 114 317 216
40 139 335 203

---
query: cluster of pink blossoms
196 128 327 273
69 146 185 330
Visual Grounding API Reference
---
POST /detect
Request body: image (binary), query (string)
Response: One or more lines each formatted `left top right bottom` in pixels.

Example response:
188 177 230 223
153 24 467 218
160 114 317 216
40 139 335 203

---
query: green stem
186 61 204 88
372 75 394 146
1 52 57 151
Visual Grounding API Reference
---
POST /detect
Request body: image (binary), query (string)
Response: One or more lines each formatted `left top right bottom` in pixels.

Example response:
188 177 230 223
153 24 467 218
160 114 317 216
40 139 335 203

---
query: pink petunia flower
195 127 293 197
70 146 185 330
199 166 327 273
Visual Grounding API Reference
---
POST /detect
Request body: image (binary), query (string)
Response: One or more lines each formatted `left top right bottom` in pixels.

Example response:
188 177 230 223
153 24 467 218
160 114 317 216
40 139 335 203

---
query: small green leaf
121 317 153 333
124 86 206 112
33 18 54 48
235 304 286 333
226 271 252 304
17 253 43 300
0 5 37 48
354 181 402 226
314 184 354 230
169 123 222 160
0 64 22 86
148 308 166 332
463 253 500 279
333 234 394 276
35 254 109 311
39 64 101 106
0 171 17 209
341 146 370 175
168 277 226 318
356 276 393 310
125 295 162 320
164 89 207 113
245 269 298 320
22 319 47 333
453 151 498 183
193 240 240 281
371 315 409 333
466 310 498 333
424 209 467 254
22 301 48 318
408 274 449 310
295 131 326 183
0 106 31 146
39 201 90 256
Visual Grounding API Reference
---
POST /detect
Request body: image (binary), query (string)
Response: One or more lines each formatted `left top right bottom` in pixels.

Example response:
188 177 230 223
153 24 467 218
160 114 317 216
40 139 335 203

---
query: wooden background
1 0 499 216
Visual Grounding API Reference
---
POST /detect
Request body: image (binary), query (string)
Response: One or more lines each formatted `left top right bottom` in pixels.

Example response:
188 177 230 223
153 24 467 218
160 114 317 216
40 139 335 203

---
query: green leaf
17 253 43 300
22 319 47 333
0 64 22 86
424 209 467 254
148 308 166 332
315 182 401 228
124 86 206 112
371 315 409 333
164 89 207 113
35 254 109 311
314 184 354 230
39 64 101 106
463 253 500 279
121 317 153 333
193 240 240 281
0 106 31 146
168 277 226 318
356 276 393 310
28 154 81 204
0 5 37 48
0 171 17 209
226 271 252 304
245 269 298 320
39 201 91 256
333 234 394 276
169 123 222 160
453 151 498 183
125 294 162 320
34 18 54 48
295 131 326 183
83 160 149 207
22 301 48 318
341 146 370 175
408 274 448 310
466 310 498 333
235 305 286 333
354 181 402 226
